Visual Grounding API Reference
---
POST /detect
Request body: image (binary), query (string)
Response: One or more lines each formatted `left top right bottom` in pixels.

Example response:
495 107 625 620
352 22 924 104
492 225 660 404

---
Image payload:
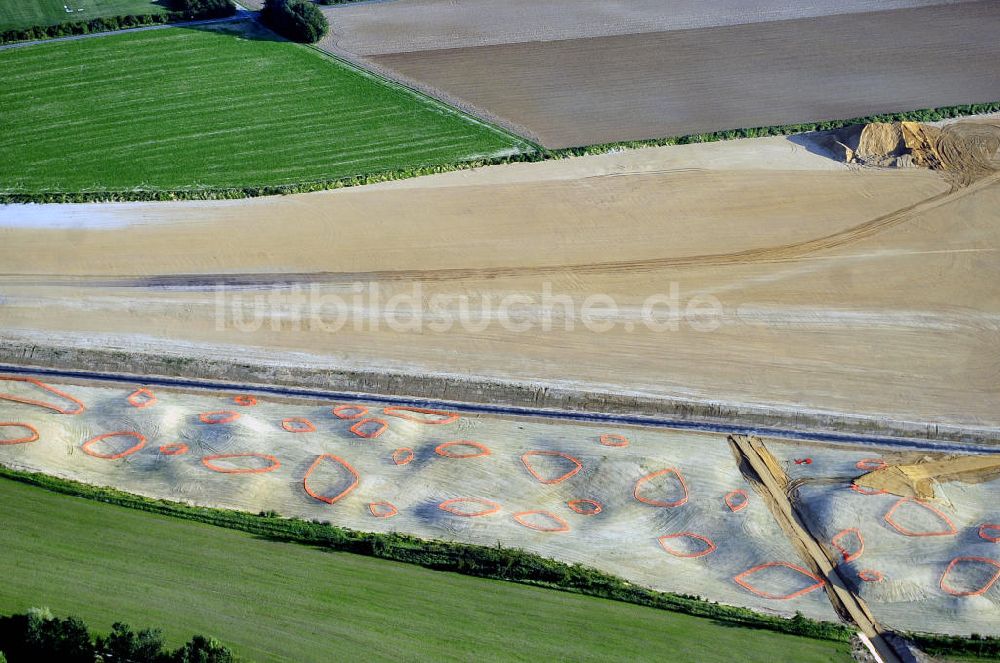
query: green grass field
0 0 166 32
0 477 851 662
0 22 526 195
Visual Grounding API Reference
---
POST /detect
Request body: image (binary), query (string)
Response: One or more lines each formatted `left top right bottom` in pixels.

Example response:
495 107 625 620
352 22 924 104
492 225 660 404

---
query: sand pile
855 455 1000 500
856 123 905 165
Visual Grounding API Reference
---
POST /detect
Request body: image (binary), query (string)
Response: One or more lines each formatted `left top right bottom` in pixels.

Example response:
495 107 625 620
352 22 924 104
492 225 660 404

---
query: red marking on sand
392 447 414 466
438 497 500 518
831 528 865 562
850 483 887 496
633 467 689 508
159 443 188 456
658 532 717 559
349 418 388 439
233 395 257 406
980 524 1000 543
435 440 491 459
0 422 39 445
383 406 459 425
513 510 570 533
82 432 146 460
0 376 85 415
733 562 826 600
567 499 602 515
369 501 398 518
202 453 280 475
199 411 240 425
856 458 887 471
126 388 156 409
282 417 316 433
332 404 368 420
599 434 629 447
939 556 1000 597
302 454 359 504
520 450 582 484
794 458 813 465
883 497 957 537
725 489 749 512
858 569 884 583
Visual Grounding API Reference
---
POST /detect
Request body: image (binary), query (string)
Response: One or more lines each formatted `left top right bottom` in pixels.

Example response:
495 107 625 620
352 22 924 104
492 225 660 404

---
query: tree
97 622 166 663
170 635 236 663
260 0 329 43
22 609 93 663
171 0 237 19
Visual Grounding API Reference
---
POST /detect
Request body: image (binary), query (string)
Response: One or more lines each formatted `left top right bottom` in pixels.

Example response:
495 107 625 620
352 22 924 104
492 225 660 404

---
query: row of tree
0 609 236 663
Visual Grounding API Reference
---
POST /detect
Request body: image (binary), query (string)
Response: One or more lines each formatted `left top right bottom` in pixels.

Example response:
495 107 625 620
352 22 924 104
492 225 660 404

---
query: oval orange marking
979 523 1000 543
599 433 628 447
512 510 570 532
634 467 689 508
939 556 1000 597
435 440 491 459
332 404 369 420
567 498 602 515
856 458 887 471
349 418 388 439
159 443 189 456
658 532 717 558
0 422 39 445
233 395 257 406
520 450 582 484
302 454 359 504
281 417 316 433
724 489 749 512
831 528 864 562
0 376 85 415
126 388 157 409
199 411 240 425
369 501 398 518
202 453 280 474
82 431 146 460
883 497 957 537
391 447 414 466
733 562 826 600
438 497 500 517
858 569 884 583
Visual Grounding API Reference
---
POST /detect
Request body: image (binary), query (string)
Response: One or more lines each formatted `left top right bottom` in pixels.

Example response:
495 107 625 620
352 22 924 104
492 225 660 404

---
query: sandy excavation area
1 128 999 431
767 439 1000 635
323 1 1000 147
0 376 846 623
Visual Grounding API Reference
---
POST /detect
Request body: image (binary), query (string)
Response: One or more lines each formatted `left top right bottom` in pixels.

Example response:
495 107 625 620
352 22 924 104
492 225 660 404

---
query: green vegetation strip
0 23 528 200
0 0 167 33
0 469 853 662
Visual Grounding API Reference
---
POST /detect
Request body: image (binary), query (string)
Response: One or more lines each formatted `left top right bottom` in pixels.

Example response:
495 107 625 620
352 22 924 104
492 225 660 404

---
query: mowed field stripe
0 23 527 192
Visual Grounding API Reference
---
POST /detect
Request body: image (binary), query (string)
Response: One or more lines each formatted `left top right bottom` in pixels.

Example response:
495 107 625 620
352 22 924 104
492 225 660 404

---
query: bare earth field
1 129 998 431
339 1 1000 147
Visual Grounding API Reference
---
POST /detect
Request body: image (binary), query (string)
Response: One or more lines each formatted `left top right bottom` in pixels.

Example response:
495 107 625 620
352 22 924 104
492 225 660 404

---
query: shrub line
2 100 997 204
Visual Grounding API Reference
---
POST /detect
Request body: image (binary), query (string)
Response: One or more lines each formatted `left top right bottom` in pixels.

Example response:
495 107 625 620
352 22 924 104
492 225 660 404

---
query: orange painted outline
0 422 39 445
349 418 388 439
512 510 570 532
858 569 884 583
725 489 749 512
438 497 501 517
883 497 957 537
302 454 359 504
979 524 1000 543
0 376 85 415
126 388 157 409
733 562 826 600
391 447 415 466
567 498 602 515
435 440 491 459
233 395 257 406
850 483 887 496
658 532 717 559
369 501 398 518
159 443 189 456
282 417 316 433
82 431 146 460
831 528 864 562
199 411 240 425
383 406 459 425
939 556 1000 597
520 450 582 484
856 458 887 471
332 404 368 420
599 433 629 447
202 453 280 474
634 467 689 508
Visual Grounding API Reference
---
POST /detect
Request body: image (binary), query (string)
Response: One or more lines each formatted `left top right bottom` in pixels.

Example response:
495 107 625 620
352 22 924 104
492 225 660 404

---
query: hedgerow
1 100 996 204
0 464 851 644
0 1 235 46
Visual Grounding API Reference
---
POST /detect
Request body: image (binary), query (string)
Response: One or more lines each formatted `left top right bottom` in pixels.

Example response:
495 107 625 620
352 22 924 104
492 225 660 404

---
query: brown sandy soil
856 455 1000 499
360 2 1000 147
321 0 970 55
1 131 998 429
